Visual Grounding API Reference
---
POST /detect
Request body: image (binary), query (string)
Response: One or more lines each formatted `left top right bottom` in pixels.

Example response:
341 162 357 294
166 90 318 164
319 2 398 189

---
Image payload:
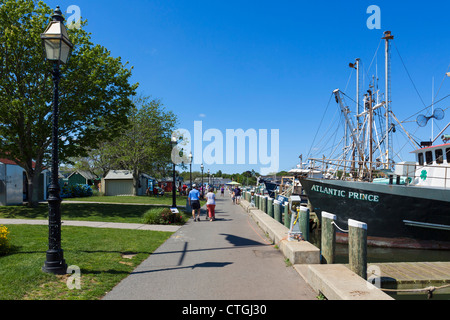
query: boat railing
306 157 450 188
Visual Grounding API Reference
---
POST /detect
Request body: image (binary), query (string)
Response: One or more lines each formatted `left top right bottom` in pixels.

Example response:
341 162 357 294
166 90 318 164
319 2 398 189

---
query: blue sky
46 0 450 174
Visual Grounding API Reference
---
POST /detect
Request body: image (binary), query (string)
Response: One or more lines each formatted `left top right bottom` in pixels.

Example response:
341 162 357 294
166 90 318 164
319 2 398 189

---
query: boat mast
349 59 361 175
382 31 394 169
368 89 374 180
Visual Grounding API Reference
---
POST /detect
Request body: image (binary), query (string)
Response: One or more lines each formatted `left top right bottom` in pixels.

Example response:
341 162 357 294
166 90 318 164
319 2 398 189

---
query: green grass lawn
0 224 173 300
0 195 209 299
67 194 192 206
0 202 204 225
0 195 206 224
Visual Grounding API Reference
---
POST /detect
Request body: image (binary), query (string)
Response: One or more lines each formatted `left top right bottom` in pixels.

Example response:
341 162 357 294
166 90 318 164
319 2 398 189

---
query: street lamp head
189 151 193 162
201 163 204 170
170 135 178 150
41 6 73 65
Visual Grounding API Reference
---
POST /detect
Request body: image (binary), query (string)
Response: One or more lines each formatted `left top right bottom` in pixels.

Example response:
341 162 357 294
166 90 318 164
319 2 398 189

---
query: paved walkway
103 192 317 300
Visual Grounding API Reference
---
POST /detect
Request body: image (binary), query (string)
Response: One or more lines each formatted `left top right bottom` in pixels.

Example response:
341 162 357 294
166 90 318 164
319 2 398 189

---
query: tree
0 0 138 206
99 96 178 194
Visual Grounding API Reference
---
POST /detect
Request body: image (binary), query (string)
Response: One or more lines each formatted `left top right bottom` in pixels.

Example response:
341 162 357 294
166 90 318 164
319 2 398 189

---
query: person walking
188 184 201 221
206 188 216 221
234 186 241 205
220 186 224 197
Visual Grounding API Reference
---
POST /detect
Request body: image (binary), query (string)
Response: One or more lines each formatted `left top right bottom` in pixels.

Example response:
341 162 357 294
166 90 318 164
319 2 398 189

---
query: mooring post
299 206 310 242
348 219 367 280
321 211 336 264
267 198 273 217
273 200 282 223
283 201 290 228
262 196 267 213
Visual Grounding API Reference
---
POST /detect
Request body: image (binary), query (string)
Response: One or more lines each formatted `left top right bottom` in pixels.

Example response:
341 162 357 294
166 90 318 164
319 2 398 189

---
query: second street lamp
171 136 177 210
41 6 73 275
200 163 204 199
189 152 193 190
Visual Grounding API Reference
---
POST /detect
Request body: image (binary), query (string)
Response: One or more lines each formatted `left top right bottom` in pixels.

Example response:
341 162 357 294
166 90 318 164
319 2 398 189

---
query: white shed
102 170 153 196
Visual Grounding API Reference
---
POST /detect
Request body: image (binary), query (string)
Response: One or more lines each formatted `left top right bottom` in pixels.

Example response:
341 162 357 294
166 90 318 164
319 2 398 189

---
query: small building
67 170 97 186
0 158 48 206
102 170 154 196
158 176 184 192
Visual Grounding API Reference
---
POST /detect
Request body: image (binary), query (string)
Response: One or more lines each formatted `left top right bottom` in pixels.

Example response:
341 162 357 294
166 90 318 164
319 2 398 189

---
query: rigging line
340 90 358 108
367 39 383 74
403 93 450 122
310 104 341 156
306 93 334 159
344 69 354 93
433 61 450 101
393 41 427 108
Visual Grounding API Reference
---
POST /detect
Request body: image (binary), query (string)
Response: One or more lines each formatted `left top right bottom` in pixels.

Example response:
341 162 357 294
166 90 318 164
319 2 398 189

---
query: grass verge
0 202 197 225
0 224 173 300
66 194 190 206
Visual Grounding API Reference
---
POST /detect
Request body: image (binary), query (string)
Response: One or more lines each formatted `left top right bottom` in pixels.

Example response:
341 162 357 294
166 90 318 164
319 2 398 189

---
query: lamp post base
42 249 67 275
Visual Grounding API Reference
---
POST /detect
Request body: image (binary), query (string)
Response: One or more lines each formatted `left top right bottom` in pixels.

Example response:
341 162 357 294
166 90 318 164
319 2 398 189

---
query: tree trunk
132 169 140 196
25 169 41 208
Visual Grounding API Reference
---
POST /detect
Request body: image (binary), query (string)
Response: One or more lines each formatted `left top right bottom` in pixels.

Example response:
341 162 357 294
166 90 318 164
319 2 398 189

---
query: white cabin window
436 149 444 164
425 151 433 165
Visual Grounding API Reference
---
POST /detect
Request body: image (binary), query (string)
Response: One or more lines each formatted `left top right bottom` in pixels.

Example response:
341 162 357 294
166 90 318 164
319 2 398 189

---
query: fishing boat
299 31 450 249
300 142 450 249
258 177 279 198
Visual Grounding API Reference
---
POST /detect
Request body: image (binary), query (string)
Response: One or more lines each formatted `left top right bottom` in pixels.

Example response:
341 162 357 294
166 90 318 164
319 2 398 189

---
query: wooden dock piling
321 211 336 264
299 206 310 242
348 219 367 280
267 198 273 218
283 201 290 228
273 200 282 223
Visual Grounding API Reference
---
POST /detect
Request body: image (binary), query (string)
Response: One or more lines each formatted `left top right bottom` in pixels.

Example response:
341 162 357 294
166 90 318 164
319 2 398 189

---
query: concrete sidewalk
103 192 317 300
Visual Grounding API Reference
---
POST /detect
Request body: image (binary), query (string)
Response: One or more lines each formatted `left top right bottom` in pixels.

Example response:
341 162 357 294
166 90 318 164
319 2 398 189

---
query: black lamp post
188 152 193 190
41 6 73 275
200 163 204 199
207 169 210 189
171 136 177 209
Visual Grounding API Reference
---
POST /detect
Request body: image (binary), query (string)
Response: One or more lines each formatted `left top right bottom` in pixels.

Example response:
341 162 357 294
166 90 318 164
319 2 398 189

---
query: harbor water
309 230 450 300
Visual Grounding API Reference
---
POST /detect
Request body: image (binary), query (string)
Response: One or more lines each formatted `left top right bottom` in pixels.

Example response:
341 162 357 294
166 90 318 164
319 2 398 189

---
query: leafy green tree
99 96 178 194
0 0 138 206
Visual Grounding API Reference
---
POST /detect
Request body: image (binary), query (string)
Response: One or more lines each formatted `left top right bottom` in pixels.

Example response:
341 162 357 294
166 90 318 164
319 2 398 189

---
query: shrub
0 225 10 256
142 208 185 225
142 208 162 224
60 184 94 198
160 208 184 225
